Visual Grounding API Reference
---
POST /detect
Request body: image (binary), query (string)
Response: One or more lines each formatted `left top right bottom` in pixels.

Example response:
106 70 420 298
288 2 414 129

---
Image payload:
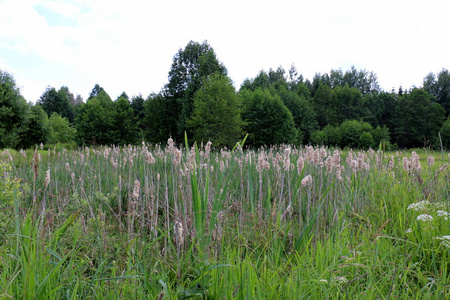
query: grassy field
0 142 449 299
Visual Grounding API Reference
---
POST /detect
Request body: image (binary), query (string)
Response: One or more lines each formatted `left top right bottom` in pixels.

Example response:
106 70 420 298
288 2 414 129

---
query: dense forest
1 40 449 150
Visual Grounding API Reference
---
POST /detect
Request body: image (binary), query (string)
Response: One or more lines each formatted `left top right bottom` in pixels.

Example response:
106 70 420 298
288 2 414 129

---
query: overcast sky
1 0 449 102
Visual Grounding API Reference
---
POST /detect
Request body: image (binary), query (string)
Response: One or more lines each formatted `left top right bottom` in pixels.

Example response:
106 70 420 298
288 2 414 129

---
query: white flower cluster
435 236 450 248
407 200 431 212
437 210 450 221
416 214 433 222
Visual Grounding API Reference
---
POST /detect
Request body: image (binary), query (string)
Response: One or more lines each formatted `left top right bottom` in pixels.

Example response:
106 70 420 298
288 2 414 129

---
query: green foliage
75 89 114 145
20 104 49 149
392 88 446 148
440 117 450 149
241 88 298 147
311 120 390 149
130 94 145 131
112 96 139 145
143 93 175 143
0 70 29 149
313 83 336 127
187 75 243 147
423 68 450 115
37 86 75 123
47 112 76 144
165 40 228 140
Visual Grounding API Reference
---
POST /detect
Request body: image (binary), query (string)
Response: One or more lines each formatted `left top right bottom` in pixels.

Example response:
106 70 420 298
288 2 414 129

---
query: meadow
0 140 449 299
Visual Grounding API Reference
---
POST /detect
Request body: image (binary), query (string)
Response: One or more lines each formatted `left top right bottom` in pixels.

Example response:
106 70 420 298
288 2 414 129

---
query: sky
0 0 449 102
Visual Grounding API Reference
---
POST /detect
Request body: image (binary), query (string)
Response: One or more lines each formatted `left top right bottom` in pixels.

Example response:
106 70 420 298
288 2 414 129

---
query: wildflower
405 228 413 234
437 210 449 220
132 180 140 200
301 175 312 186
417 214 433 222
435 236 450 248
40 143 44 150
407 200 430 211
334 276 348 284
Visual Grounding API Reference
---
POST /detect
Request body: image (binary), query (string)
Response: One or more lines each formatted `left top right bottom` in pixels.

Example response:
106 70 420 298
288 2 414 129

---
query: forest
1 40 450 150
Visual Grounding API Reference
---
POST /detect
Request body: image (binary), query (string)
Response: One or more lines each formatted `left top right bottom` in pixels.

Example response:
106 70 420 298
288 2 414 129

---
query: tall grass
0 143 449 299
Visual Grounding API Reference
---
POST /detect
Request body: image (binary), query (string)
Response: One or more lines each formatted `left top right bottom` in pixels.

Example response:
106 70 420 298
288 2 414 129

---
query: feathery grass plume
132 180 141 200
332 150 340 168
205 140 212 159
301 174 312 186
145 151 156 164
283 147 291 171
325 156 333 173
410 151 421 172
44 168 51 188
297 156 304 176
174 220 184 252
427 155 435 167
173 148 182 166
403 157 410 172
167 137 175 153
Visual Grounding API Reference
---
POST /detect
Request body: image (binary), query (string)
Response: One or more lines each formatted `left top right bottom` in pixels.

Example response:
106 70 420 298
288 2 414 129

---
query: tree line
1 40 450 150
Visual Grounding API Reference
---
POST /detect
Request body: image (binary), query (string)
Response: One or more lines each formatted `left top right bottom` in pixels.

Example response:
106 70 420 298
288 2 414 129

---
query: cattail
132 180 140 200
301 174 312 186
427 156 435 167
44 168 51 188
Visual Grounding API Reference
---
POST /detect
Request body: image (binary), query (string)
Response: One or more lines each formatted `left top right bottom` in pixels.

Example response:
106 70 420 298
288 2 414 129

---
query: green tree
47 113 76 144
37 86 75 123
143 93 174 143
392 88 445 148
276 85 318 144
241 88 298 147
20 104 49 148
165 40 228 140
333 84 366 124
187 75 243 147
75 89 114 146
423 69 450 115
440 117 450 149
131 94 145 131
112 95 139 145
312 83 336 127
0 70 30 149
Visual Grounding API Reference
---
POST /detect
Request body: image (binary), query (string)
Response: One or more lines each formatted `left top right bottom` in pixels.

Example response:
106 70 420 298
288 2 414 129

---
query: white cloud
0 0 449 101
